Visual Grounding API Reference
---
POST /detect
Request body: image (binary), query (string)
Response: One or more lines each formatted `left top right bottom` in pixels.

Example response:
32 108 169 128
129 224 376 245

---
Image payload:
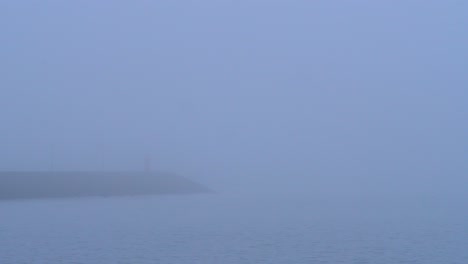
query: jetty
0 171 210 200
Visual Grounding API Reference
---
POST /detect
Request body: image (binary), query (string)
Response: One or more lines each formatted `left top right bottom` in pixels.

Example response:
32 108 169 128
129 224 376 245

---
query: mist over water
1 0 467 263
2 193 468 263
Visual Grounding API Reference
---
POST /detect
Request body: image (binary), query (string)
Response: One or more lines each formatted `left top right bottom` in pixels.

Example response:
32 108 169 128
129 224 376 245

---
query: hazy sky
1 1 467 194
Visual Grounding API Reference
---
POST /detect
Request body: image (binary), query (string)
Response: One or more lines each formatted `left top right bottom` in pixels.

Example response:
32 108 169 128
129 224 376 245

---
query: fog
1 1 467 199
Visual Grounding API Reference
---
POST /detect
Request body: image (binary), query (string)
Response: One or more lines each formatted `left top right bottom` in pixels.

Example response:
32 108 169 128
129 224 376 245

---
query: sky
1 1 467 196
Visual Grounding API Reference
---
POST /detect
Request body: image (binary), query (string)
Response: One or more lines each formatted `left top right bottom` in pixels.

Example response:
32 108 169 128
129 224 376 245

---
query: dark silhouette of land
0 171 211 200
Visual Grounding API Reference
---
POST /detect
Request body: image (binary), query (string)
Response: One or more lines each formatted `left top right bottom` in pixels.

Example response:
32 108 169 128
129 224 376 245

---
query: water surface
1 193 467 263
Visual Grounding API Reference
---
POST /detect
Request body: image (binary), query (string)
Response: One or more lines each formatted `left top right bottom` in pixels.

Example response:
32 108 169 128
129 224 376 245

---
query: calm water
1 193 467 263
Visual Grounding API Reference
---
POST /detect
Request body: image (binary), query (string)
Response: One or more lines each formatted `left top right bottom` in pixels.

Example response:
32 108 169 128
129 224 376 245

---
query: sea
1 192 467 263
